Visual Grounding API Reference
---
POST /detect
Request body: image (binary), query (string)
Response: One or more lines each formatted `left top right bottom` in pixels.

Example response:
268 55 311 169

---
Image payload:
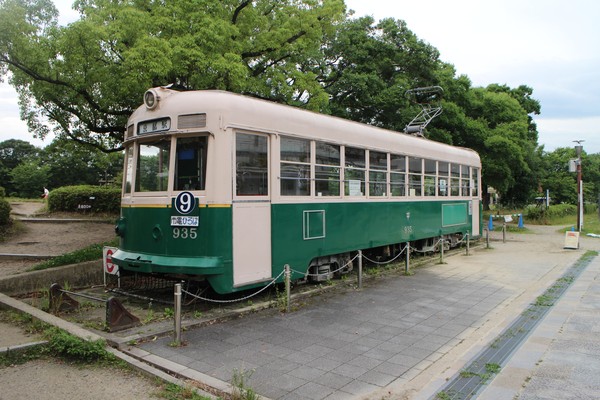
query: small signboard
564 231 580 249
103 246 119 275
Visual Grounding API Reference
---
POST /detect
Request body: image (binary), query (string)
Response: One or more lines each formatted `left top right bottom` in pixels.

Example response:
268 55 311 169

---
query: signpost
103 246 119 287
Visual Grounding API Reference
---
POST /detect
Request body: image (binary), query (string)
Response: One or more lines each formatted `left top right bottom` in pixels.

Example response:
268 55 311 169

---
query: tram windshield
129 136 208 193
136 139 171 192
174 136 207 191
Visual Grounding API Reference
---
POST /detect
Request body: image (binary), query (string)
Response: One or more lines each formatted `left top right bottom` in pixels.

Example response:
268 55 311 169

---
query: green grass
28 237 119 271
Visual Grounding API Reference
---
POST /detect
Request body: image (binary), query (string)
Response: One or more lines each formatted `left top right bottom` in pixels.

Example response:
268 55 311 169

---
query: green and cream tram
112 87 482 294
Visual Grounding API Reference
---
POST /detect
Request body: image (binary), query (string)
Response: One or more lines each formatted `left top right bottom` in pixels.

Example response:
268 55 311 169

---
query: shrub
0 186 5 198
524 203 578 222
546 203 577 218
0 198 11 226
47 185 120 213
584 203 598 214
524 205 543 221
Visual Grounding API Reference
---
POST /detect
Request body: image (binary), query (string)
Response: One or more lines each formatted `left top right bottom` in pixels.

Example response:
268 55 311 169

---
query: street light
573 140 584 232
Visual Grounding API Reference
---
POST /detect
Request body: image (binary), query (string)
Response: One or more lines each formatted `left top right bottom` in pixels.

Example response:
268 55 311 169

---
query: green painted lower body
270 200 474 282
112 206 234 293
113 200 476 294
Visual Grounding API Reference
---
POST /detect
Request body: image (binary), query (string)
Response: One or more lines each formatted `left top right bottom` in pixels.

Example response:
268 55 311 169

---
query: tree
0 0 346 152
10 159 49 197
539 148 577 205
0 139 39 195
322 17 442 131
39 139 123 188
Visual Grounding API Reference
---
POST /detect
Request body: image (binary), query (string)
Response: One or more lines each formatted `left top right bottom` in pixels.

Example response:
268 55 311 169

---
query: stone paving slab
478 256 600 400
137 227 594 399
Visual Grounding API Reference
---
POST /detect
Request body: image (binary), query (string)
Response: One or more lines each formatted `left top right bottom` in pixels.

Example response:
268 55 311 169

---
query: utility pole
574 140 584 232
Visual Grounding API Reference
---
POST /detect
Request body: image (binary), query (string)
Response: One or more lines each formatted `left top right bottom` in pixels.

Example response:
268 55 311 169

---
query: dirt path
0 202 116 276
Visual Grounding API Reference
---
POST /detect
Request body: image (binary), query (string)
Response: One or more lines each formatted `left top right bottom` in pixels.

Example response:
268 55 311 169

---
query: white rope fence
361 245 407 264
290 253 360 277
177 233 472 306
180 269 286 304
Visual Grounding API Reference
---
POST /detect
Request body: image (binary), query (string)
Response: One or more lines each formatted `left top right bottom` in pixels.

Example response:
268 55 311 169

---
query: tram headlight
115 217 126 237
144 89 159 110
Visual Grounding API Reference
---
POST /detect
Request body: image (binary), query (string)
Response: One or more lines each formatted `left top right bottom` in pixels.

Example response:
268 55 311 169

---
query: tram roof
129 88 481 166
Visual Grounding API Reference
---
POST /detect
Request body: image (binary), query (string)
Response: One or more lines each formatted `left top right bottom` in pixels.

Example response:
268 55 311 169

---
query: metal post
485 228 490 249
439 238 445 264
357 250 363 289
174 283 182 345
466 232 470 256
502 222 506 243
405 242 410 274
575 142 584 232
284 264 291 313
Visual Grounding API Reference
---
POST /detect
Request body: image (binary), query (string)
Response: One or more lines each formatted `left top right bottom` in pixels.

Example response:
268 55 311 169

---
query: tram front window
135 139 171 192
174 136 207 191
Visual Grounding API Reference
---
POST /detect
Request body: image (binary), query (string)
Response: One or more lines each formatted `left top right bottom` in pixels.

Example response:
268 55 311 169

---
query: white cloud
535 116 600 154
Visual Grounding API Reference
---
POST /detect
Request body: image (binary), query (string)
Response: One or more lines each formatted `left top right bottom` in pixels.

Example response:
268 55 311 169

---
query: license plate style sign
171 216 199 227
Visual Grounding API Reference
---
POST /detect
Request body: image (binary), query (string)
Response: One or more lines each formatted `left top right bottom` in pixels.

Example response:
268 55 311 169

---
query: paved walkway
132 227 599 399
478 252 600 400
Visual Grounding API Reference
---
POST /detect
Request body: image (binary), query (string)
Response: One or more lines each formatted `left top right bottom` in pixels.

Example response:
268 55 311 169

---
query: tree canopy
1 0 346 151
4 0 587 207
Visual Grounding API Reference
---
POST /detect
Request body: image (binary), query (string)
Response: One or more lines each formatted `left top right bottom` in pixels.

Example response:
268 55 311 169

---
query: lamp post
573 140 584 232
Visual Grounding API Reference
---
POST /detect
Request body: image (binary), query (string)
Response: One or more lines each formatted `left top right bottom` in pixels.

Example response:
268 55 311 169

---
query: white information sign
171 216 199 227
564 231 580 249
103 246 119 275
348 180 362 196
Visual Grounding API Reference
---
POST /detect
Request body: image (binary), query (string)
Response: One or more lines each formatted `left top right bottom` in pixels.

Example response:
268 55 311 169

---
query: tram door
232 133 272 287
471 168 481 236
471 199 480 236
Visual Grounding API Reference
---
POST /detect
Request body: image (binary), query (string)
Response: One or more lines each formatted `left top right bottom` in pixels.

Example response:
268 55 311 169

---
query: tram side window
369 150 387 197
315 142 340 196
236 133 268 196
135 140 171 192
280 137 310 196
424 159 436 196
408 157 422 196
390 154 406 196
124 145 134 194
345 147 365 196
450 163 460 196
472 168 479 197
438 161 449 196
174 136 207 191
461 165 470 196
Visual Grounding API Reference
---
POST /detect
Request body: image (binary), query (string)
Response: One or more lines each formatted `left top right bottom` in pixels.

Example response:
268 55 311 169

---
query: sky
1 0 599 153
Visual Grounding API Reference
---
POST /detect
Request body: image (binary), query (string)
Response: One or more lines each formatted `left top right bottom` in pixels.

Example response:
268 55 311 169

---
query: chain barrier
411 238 445 254
454 232 472 245
181 269 285 304
179 232 471 305
361 245 407 264
291 253 360 277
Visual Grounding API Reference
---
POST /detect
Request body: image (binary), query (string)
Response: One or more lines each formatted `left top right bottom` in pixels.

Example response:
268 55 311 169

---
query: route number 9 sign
174 191 195 215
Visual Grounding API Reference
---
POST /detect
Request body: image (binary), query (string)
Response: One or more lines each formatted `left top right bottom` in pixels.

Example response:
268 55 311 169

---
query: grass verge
28 237 119 271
